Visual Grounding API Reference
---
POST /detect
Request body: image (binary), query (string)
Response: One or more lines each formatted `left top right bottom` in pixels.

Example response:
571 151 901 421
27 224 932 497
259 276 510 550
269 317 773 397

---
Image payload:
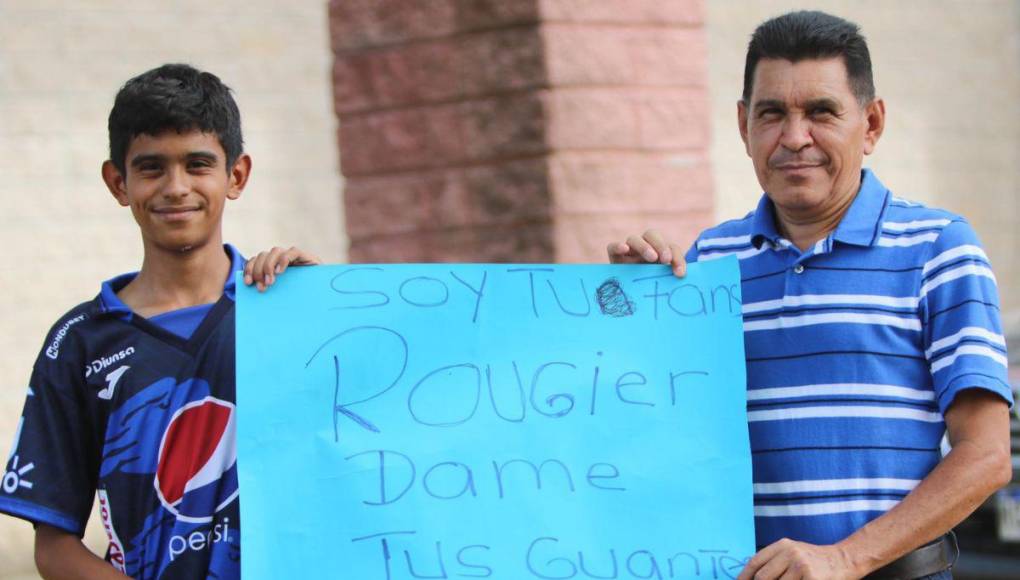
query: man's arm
606 229 687 276
738 388 1012 580
35 524 129 580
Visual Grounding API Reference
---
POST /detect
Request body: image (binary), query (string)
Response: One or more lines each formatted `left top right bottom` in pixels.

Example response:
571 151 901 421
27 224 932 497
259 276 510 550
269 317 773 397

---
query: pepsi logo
154 396 238 523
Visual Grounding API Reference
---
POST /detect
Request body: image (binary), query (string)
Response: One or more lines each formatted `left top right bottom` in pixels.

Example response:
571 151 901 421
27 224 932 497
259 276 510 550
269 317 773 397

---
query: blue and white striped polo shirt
686 169 1013 547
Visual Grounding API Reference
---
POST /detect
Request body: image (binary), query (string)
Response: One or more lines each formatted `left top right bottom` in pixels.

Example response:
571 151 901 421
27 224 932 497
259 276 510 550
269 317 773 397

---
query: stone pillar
330 0 713 263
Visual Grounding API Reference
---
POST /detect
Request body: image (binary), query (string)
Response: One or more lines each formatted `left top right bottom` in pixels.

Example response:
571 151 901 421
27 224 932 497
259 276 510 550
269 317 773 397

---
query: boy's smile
103 130 249 254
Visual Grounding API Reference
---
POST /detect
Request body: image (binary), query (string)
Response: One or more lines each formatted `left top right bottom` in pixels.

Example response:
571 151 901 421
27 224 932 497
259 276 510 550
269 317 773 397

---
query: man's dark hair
742 11 875 105
108 63 244 174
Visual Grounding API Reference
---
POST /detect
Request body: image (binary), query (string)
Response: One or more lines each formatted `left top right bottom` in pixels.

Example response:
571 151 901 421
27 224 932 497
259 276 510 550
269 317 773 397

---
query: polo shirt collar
749 168 890 249
749 195 782 249
831 168 890 247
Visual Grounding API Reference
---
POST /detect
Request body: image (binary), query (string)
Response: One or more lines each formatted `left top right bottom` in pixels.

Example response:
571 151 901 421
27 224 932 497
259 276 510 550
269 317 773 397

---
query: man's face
103 130 250 254
738 57 883 217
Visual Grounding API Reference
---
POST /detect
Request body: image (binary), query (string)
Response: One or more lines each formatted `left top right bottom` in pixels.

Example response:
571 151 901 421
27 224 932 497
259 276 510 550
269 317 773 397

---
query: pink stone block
459 28 546 96
350 224 555 263
625 29 707 88
460 94 547 161
543 89 640 150
336 29 546 115
339 103 471 175
544 88 711 152
633 89 711 150
554 212 712 263
338 109 430 175
419 104 468 166
344 159 555 244
419 169 478 229
349 233 434 263
330 0 458 52
334 42 463 115
539 0 703 25
343 175 425 239
428 224 555 262
542 26 634 86
462 159 551 224
543 25 706 88
332 54 375 115
452 0 541 31
548 151 713 214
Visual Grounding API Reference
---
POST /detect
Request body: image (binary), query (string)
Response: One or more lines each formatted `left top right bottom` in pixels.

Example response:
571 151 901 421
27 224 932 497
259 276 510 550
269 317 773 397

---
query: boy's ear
227 153 252 201
102 160 130 206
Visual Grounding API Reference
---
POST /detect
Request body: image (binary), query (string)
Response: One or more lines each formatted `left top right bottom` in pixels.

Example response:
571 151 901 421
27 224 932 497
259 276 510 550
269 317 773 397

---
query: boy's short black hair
108 63 244 174
743 10 875 105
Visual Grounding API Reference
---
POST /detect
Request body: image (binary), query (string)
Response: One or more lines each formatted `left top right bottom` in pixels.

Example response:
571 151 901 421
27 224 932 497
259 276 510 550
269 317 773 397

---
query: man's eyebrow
804 97 842 110
751 99 786 113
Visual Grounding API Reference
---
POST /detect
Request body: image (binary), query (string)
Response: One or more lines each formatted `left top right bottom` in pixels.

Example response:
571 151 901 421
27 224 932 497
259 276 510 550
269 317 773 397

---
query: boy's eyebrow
129 150 221 168
187 151 221 163
129 153 167 168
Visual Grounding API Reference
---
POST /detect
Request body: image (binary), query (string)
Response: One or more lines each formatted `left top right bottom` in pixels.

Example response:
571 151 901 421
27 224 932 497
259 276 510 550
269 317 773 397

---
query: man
609 11 1012 580
0 64 315 579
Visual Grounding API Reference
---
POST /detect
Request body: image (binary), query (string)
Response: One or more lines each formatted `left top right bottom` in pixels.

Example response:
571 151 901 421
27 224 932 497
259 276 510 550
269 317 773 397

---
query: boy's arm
243 246 322 292
35 524 129 580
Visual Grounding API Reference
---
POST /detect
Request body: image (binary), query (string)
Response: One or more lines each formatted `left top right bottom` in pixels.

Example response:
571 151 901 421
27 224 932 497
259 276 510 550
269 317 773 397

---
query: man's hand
606 229 687 277
243 246 322 292
737 538 860 580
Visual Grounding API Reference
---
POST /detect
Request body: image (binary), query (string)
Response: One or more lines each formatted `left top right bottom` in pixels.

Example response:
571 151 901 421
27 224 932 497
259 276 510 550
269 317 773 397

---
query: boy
0 64 316 579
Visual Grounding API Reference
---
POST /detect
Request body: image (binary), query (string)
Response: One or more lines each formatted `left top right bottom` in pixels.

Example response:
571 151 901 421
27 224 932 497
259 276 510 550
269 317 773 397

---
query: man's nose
779 115 812 151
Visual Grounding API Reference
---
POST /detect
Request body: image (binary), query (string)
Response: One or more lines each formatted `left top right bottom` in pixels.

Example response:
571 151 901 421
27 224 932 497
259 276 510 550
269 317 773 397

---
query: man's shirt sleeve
685 243 700 264
0 335 99 536
920 219 1013 414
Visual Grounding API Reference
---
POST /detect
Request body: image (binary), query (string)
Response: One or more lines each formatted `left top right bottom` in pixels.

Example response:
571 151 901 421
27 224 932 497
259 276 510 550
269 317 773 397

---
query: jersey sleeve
0 329 100 536
920 219 1013 414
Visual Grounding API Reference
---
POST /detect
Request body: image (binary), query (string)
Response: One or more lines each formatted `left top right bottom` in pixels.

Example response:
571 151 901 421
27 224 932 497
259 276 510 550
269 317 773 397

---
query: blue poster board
236 259 753 579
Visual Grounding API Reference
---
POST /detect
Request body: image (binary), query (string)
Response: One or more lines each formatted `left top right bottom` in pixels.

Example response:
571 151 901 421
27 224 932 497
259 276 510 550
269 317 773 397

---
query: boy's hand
607 229 687 277
244 246 322 292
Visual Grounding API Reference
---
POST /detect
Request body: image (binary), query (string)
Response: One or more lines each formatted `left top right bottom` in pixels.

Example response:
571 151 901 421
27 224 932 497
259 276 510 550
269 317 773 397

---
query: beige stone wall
0 2 343 576
706 0 1020 345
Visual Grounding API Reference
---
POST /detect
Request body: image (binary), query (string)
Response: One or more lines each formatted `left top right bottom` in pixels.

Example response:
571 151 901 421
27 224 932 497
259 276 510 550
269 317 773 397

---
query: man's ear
102 160 130 206
737 100 751 156
227 153 252 201
863 97 886 156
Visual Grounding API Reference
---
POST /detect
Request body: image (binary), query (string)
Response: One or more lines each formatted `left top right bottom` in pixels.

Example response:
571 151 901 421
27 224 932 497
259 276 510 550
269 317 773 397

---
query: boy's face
102 130 250 254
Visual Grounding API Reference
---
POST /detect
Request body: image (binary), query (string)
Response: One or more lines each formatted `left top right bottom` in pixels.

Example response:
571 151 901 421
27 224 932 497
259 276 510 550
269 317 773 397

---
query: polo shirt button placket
793 264 805 274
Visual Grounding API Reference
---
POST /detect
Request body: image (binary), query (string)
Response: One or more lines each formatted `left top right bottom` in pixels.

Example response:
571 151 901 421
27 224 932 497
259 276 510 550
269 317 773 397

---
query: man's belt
866 532 958 579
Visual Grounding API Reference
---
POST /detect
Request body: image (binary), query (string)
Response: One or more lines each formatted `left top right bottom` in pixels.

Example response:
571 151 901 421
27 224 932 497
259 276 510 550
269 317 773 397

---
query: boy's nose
162 167 191 197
